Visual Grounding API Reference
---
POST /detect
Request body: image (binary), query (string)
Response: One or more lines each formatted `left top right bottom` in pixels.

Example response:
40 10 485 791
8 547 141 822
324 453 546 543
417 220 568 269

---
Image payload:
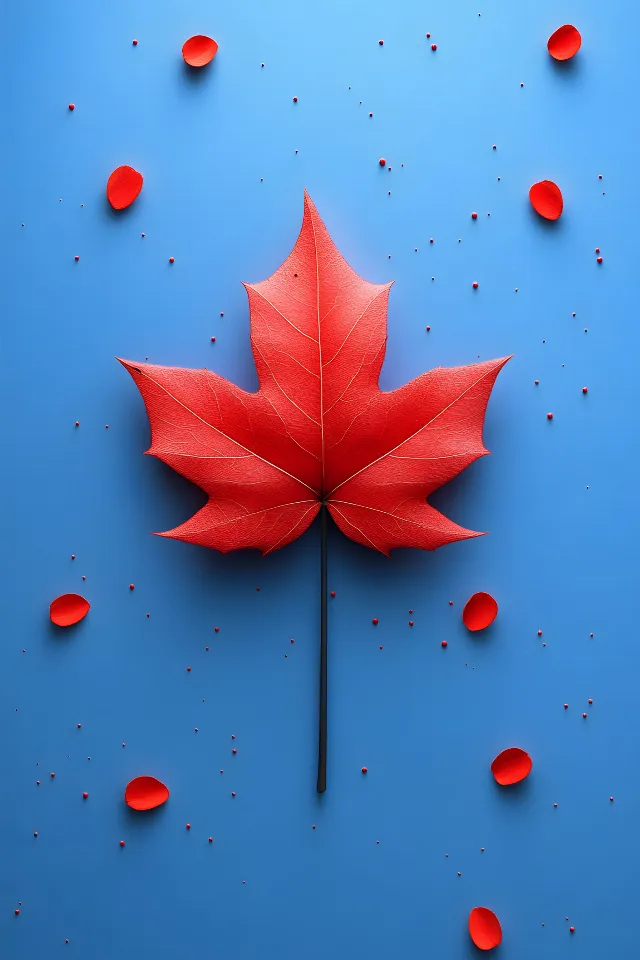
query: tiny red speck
187 666 191 672
441 640 448 648
538 630 543 636
597 257 603 264
129 584 135 590
120 840 125 847
68 103 75 111
132 39 138 45
379 158 386 166
472 281 478 289
74 256 80 261
51 772 55 778
564 703 569 709
82 792 88 799
232 748 237 754
409 621 414 627
231 792 236 797
293 96 298 102
215 626 219 632
330 591 336 597
582 387 588 394
588 699 593 704
431 43 437 50
209 836 213 842
471 212 477 219
610 796 614 802
186 823 191 829
211 337 216 342
361 767 368 774
372 618 378 625
547 413 553 420
595 248 600 254
378 40 384 45
169 257 175 264
570 927 575 934
583 713 587 718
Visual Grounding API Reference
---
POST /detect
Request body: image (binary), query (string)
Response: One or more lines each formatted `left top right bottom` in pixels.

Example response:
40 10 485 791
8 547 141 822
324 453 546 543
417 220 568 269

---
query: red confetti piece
462 592 498 632
125 776 170 811
50 594 90 627
547 25 582 61
182 35 219 68
469 907 502 951
106 166 143 210
491 747 532 785
529 180 563 220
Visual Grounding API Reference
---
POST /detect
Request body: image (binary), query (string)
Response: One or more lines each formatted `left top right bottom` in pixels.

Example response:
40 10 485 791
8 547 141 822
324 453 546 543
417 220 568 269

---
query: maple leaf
119 192 509 558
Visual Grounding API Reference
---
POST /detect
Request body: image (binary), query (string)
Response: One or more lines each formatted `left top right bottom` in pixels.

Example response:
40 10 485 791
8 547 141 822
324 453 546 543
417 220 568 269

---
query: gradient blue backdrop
3 1 639 957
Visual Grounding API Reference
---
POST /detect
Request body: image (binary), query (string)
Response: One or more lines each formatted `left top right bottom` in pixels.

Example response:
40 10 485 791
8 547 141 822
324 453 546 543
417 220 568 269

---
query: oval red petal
529 180 563 220
469 907 503 950
462 592 498 631
49 594 90 627
491 747 532 785
106 165 143 210
125 776 170 811
548 24 582 61
182 35 219 67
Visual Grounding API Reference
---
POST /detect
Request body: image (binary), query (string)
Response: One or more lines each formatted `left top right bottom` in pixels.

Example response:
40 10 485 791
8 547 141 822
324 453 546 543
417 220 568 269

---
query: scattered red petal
469 907 502 951
125 776 170 811
50 594 90 627
491 747 532 785
462 592 498 632
182 35 219 67
547 25 582 61
529 180 563 220
106 165 143 210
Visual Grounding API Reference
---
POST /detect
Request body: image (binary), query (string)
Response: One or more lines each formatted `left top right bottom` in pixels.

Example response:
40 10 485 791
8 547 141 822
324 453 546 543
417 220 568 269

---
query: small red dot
71 554 76 560
564 703 569 709
547 412 553 420
431 43 437 50
36 781 40 785
492 144 497 150
120 840 125 847
293 96 298 102
214 626 219 632
231 735 236 739
232 748 237 754
426 325 431 332
582 713 587 719
570 927 575 934
409 621 414 627
582 387 588 394
169 257 175 263
595 248 600 254
471 212 477 219
537 630 543 636
409 609 413 614
77 723 82 728
74 255 80 261
330 591 336 597
82 792 88 799
588 698 593 704
378 39 384 45
186 823 191 829
472 281 478 289
231 792 236 797
68 103 75 111
211 337 216 342
129 583 135 590
441 640 448 648
597 256 603 264
379 158 386 166
361 767 368 774
132 39 138 45
372 618 378 625
15 910 20 915
75 421 80 427
610 796 614 802
209 836 213 842
50 772 55 778
449 601 453 606
520 82 524 87
426 33 431 38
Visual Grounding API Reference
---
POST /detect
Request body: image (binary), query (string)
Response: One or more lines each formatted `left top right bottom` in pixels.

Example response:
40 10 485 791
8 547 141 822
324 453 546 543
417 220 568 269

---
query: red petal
491 747 532 785
548 24 581 61
529 180 563 220
182 35 219 67
106 166 143 210
49 594 90 627
469 907 503 950
125 776 170 810
462 592 498 631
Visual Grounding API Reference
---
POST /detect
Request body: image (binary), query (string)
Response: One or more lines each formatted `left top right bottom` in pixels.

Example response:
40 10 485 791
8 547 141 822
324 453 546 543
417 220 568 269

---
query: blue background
3 1 639 956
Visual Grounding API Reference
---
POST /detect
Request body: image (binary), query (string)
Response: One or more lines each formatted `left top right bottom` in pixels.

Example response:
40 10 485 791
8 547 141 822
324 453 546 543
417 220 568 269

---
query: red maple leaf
119 192 510 558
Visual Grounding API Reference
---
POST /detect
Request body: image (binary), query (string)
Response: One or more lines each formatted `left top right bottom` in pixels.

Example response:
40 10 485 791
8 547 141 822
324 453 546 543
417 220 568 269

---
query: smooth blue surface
3 1 639 956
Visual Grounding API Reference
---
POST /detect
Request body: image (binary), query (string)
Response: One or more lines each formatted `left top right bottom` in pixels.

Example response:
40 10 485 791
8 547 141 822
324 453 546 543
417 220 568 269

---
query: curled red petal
529 180 563 220
125 776 170 810
469 907 503 950
182 35 219 67
548 24 581 61
49 594 90 627
107 166 143 210
462 592 498 631
491 747 532 785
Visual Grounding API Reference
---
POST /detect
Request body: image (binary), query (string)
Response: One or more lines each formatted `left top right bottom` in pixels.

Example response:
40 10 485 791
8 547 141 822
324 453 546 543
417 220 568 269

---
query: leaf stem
317 504 328 793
